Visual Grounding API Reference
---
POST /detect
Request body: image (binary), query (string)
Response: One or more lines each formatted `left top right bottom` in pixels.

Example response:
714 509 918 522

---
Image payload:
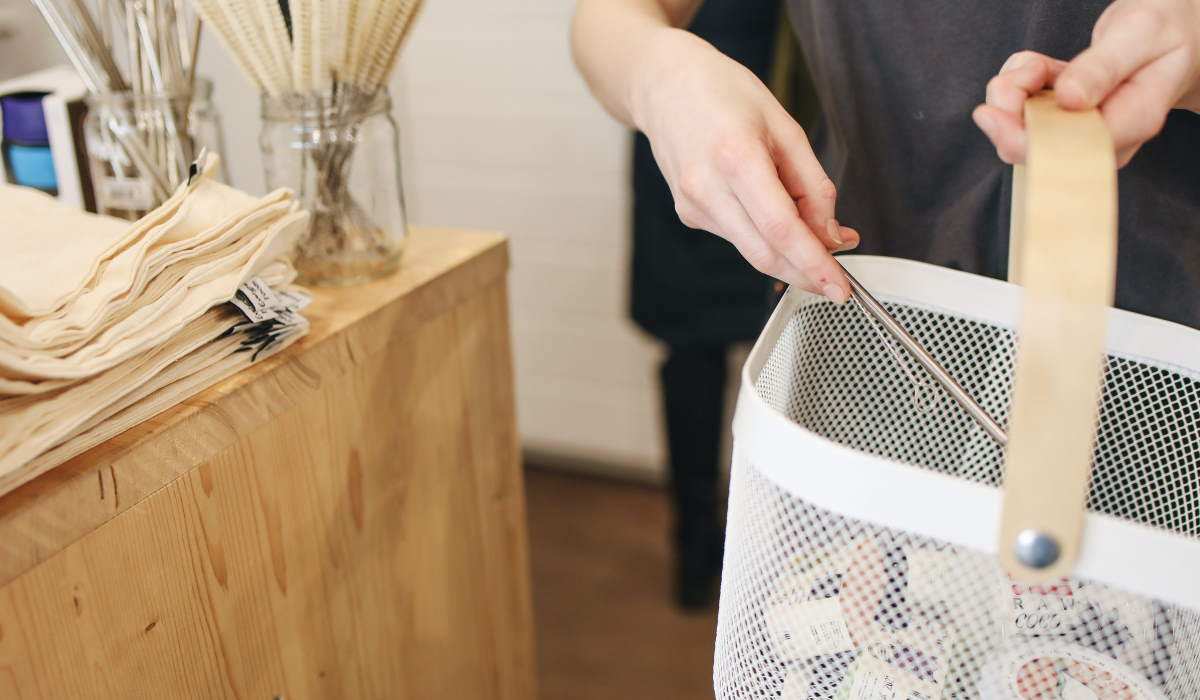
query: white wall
0 2 67 81
2 0 672 480
390 1 668 476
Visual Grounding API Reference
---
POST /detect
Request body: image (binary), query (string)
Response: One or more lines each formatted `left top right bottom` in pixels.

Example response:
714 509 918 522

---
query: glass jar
83 78 225 220
259 89 407 287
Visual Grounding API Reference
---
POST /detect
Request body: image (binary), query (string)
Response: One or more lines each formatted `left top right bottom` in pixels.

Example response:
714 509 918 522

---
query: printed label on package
766 597 854 660
837 654 941 700
1001 578 1083 638
231 277 283 323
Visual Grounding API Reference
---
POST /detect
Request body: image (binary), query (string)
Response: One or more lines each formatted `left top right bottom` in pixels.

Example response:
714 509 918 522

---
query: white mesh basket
714 255 1200 699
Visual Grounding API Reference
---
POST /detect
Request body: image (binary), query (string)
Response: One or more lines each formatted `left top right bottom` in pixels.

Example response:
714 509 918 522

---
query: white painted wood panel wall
391 0 667 477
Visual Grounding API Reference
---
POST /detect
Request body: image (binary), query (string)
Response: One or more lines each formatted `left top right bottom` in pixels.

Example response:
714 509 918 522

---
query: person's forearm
570 0 701 127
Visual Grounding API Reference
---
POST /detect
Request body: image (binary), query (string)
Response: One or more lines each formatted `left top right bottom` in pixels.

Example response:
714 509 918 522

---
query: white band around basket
736 255 1200 611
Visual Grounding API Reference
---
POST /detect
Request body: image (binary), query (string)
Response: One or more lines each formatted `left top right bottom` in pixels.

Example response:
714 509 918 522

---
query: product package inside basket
713 94 1200 700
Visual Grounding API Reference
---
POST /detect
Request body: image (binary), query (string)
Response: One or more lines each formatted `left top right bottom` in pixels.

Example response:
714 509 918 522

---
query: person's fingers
1056 3 1174 110
718 143 849 302
766 114 862 257
669 166 816 290
830 221 861 252
986 52 1067 115
1090 0 1123 40
999 50 1043 74
978 52 1182 167
973 104 1028 164
978 52 1067 163
791 197 853 252
1098 51 1189 165
668 164 858 297
669 166 718 232
711 189 815 292
767 114 839 243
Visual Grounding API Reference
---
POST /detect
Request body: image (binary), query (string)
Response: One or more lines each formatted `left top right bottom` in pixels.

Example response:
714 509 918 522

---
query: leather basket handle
999 91 1117 581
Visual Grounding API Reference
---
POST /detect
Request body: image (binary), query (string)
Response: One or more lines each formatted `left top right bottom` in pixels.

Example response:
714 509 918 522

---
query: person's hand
973 0 1200 167
631 28 859 302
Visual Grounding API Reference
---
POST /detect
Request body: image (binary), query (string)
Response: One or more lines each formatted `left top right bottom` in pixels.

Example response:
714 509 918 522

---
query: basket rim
735 255 1200 610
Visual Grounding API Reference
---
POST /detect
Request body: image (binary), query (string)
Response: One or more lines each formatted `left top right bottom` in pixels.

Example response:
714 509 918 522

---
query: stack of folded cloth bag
0 154 311 495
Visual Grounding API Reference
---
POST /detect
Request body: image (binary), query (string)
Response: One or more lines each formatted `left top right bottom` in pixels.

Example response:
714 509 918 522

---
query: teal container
5 143 56 190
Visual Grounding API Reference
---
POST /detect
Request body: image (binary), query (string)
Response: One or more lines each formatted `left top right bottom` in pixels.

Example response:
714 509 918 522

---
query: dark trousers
660 344 729 578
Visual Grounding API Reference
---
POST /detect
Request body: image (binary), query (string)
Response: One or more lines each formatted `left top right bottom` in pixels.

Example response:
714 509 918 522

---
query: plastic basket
713 96 1200 699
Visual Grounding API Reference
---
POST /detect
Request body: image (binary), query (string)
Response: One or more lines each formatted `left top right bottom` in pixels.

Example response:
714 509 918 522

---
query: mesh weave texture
715 291 1200 699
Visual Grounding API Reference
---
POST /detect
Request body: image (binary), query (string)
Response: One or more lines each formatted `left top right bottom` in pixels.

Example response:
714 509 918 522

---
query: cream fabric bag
4 189 294 350
3 199 295 352
15 202 294 357
21 291 308 479
0 157 294 349
0 153 311 493
0 207 306 380
0 308 241 470
0 283 307 493
0 163 197 320
0 260 296 395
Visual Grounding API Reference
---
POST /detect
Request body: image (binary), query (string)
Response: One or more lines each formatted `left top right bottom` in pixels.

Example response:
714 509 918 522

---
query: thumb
1057 5 1172 109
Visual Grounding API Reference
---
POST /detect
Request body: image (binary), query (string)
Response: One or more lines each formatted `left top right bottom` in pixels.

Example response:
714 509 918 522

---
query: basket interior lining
754 296 1200 539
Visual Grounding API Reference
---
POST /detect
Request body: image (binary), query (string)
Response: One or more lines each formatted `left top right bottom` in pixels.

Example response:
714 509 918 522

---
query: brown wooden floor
525 467 718 700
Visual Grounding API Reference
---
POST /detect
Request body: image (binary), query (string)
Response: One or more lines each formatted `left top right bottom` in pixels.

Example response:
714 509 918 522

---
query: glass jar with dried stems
259 87 407 286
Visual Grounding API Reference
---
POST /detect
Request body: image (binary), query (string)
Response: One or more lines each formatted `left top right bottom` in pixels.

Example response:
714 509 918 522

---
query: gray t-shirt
788 0 1200 328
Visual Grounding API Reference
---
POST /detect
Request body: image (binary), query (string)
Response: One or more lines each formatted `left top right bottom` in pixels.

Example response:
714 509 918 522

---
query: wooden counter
0 229 536 698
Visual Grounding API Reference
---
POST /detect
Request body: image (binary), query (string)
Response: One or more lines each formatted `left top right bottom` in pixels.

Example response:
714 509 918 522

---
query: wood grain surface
0 229 536 698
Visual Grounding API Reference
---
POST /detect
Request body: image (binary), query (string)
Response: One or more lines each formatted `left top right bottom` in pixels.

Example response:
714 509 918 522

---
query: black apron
788 0 1200 329
630 0 778 347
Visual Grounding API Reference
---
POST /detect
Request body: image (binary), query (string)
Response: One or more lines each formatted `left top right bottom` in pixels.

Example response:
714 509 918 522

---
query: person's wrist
628 27 707 132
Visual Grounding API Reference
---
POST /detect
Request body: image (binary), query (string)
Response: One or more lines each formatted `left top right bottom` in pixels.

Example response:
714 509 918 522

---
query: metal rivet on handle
1014 529 1060 569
